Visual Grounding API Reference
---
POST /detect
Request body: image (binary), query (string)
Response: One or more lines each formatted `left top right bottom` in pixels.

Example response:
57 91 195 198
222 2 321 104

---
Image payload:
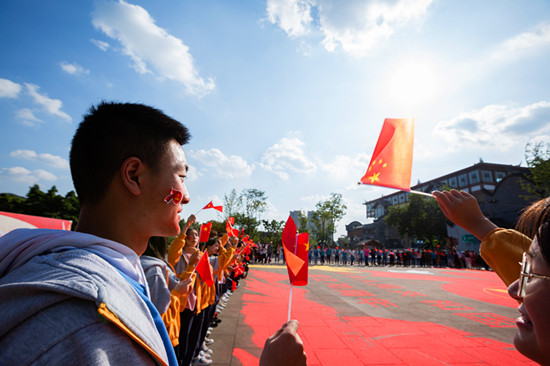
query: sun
388 62 437 105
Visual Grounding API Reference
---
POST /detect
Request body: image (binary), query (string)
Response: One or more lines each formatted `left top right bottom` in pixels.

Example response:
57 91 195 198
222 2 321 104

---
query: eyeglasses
518 252 550 297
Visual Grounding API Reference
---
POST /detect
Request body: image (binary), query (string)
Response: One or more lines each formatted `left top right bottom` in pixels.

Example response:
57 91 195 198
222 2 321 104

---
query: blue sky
1 0 550 238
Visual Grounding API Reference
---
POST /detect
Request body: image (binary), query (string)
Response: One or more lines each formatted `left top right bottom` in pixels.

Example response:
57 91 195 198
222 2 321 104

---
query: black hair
516 197 550 263
144 236 169 259
70 101 191 204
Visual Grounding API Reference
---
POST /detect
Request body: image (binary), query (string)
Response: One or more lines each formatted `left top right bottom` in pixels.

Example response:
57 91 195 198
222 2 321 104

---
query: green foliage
261 219 285 246
296 211 310 233
0 185 80 226
311 193 347 246
384 194 447 248
222 188 268 240
521 142 550 200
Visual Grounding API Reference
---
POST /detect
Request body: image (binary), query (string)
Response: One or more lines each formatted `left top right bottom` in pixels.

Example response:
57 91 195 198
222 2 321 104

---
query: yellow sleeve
218 247 235 271
168 232 186 267
480 228 532 286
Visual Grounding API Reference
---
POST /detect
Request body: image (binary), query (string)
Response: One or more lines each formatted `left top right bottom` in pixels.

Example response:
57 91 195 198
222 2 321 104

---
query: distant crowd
249 243 490 270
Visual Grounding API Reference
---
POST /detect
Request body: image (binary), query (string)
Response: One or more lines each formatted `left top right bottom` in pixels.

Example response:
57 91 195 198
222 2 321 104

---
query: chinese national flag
203 201 223 212
226 217 239 237
282 216 309 286
195 251 214 287
199 222 212 242
360 118 414 191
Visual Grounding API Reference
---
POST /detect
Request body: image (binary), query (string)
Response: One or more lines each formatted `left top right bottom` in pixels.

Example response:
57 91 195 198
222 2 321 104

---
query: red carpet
232 267 534 366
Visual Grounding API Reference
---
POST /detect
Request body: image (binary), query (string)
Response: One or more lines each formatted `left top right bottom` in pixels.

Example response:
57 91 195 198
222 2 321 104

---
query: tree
223 188 241 218
0 185 80 227
261 219 285 246
230 188 268 240
521 141 550 200
296 211 310 233
311 193 347 247
384 194 447 249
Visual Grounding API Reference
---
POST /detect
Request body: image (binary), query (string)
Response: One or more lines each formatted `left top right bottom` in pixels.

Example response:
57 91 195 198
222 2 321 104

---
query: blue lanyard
115 269 178 366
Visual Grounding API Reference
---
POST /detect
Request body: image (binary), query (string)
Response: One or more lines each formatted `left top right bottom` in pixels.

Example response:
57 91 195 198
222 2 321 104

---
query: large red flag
202 201 223 212
199 222 212 242
282 216 309 286
195 251 214 287
360 118 414 191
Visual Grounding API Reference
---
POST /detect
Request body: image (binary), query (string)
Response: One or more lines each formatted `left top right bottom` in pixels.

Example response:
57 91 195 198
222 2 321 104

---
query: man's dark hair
70 101 190 204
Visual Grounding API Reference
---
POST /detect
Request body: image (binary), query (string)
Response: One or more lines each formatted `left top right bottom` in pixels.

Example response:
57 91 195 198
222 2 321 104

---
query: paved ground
209 263 535 366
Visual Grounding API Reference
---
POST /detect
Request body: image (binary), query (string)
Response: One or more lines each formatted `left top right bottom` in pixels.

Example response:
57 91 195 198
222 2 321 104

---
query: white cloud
10 149 69 170
91 38 110 51
60 61 90 76
320 153 371 184
15 108 43 126
266 0 314 37
266 0 434 56
491 22 550 61
0 166 57 185
25 83 71 122
92 0 215 96
434 101 550 150
0 78 22 98
189 148 254 178
260 137 317 180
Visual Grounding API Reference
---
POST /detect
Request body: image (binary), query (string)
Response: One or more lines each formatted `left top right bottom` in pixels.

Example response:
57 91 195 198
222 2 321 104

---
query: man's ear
120 157 143 196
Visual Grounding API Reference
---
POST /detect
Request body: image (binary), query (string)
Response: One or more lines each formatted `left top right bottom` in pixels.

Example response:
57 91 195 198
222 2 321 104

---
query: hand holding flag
282 215 309 321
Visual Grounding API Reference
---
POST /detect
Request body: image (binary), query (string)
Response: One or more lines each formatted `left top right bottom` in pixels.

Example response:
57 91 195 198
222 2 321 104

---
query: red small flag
199 222 212 242
203 201 223 212
226 217 239 237
360 118 414 191
282 216 309 286
195 251 214 287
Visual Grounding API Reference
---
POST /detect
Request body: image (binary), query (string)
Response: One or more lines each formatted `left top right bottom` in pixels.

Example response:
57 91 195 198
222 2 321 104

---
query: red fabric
203 201 223 212
0 211 72 232
195 251 214 287
226 217 239 237
360 118 414 191
282 216 309 286
199 222 212 242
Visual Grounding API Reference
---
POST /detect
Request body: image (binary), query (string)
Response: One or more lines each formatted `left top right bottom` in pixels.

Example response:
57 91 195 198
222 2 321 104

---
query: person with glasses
433 189 550 364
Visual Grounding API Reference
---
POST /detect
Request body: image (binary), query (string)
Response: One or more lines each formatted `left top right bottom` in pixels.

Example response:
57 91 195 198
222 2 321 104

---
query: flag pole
408 190 433 198
288 231 298 322
288 284 293 322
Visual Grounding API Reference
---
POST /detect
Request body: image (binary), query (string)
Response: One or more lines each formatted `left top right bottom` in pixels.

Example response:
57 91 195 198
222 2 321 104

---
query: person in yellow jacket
433 189 550 365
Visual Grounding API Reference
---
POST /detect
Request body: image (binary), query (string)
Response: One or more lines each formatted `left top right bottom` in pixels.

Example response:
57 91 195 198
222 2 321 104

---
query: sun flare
388 62 437 105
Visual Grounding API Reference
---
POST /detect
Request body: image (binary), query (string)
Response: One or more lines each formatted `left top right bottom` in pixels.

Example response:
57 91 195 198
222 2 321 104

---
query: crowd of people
140 213 251 365
0 101 549 365
0 102 306 366
250 243 489 271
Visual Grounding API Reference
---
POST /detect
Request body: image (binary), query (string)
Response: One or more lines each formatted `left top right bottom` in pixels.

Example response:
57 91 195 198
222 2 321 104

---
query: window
481 170 493 183
495 171 506 182
448 177 458 188
399 193 406 203
459 174 468 187
469 171 480 184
